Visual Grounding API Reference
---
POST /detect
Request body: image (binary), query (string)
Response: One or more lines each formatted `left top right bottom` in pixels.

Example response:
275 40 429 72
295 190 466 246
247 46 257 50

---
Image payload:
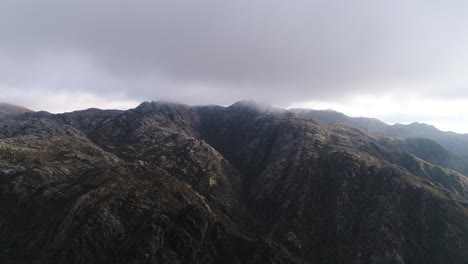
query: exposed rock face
1 101 468 263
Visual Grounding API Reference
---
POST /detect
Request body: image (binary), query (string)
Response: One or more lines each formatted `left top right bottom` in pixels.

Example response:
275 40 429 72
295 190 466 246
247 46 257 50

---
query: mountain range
292 108 468 158
0 101 467 264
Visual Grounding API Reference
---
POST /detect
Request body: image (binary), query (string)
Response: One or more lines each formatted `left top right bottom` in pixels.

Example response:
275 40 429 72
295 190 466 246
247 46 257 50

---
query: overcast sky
1 1 468 132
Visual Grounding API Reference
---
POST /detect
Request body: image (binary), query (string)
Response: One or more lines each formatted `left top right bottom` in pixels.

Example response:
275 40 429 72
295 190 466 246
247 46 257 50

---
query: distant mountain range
1 101 467 263
292 108 468 158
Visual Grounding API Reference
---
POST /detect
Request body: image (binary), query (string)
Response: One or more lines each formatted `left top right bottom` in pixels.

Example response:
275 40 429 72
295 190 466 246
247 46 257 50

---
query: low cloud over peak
1 1 468 131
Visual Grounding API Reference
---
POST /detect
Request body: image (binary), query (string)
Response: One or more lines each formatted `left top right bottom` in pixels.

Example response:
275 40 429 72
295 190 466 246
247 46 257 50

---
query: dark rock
0 101 467 263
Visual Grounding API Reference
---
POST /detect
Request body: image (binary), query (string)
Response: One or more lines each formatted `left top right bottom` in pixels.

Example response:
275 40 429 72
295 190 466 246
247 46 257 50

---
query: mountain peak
0 103 32 116
408 122 437 128
134 100 191 112
1 101 468 263
229 100 288 115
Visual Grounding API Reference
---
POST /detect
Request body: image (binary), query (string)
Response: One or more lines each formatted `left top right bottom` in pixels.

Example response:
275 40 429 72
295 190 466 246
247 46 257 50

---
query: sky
1 1 468 133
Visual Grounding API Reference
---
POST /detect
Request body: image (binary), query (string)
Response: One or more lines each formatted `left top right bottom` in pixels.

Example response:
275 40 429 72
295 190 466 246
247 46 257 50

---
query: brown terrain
0 101 467 263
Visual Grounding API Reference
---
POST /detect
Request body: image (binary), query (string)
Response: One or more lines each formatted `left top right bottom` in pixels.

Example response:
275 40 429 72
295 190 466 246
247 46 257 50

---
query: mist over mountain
1 101 467 263
0 103 32 116
2 1 468 263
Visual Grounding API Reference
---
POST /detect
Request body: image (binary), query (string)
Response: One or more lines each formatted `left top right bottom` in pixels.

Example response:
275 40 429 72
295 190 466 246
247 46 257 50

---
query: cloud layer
1 1 468 131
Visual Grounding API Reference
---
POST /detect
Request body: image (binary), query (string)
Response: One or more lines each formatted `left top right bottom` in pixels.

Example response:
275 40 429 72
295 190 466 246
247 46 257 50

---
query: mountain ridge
0 103 32 116
292 108 468 157
1 101 468 263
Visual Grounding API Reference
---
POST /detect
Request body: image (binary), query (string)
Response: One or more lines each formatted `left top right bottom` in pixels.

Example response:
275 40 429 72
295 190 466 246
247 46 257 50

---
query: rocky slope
292 108 468 158
0 101 467 263
292 108 468 184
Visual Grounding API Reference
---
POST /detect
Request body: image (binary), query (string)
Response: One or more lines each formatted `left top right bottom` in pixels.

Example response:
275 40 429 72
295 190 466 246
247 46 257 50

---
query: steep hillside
0 108 295 264
0 101 467 263
293 108 468 168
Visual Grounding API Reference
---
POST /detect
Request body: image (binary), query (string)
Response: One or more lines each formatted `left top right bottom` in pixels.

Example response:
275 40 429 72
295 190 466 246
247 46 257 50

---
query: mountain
0 103 32 116
292 108 468 157
0 101 468 263
290 109 387 134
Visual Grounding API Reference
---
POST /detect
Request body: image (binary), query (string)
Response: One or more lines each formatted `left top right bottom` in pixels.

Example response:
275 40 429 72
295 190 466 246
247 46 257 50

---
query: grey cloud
1 0 468 108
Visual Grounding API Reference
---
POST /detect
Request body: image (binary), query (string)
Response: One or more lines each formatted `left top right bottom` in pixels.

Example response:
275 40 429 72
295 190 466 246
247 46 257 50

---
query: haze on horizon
1 1 468 133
